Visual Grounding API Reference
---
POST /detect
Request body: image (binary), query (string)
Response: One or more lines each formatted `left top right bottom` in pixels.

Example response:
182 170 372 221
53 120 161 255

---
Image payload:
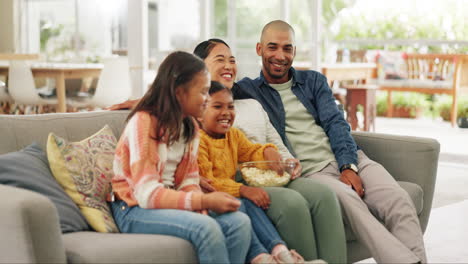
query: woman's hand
286 158 302 180
202 192 240 214
240 185 270 209
263 146 282 162
199 176 216 193
105 99 140 111
263 147 284 175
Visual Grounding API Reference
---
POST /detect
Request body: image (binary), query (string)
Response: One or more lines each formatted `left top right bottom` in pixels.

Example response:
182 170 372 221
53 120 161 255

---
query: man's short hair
260 20 295 43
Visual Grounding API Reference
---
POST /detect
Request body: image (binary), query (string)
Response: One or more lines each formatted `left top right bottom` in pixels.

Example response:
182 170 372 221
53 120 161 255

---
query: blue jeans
239 198 286 262
111 200 251 264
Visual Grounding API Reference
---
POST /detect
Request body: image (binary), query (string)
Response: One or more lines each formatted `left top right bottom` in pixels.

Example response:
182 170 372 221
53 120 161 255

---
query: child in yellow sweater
198 81 312 264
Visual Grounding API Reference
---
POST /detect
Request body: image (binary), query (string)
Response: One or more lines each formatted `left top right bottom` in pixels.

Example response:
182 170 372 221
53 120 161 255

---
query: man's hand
263 147 284 175
105 99 140 111
240 185 270 209
202 192 240 214
340 169 365 197
200 177 216 193
285 158 302 179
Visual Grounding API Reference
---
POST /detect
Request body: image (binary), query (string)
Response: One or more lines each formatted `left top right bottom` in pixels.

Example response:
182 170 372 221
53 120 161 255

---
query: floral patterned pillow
47 125 119 233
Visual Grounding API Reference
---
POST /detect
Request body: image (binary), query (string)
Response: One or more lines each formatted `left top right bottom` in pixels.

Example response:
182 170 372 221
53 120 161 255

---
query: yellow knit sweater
198 128 277 197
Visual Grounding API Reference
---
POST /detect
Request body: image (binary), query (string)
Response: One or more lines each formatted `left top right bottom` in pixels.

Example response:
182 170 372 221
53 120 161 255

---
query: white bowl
239 161 295 187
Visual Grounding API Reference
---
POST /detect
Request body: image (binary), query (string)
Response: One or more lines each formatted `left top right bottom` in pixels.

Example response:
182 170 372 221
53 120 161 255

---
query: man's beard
267 67 288 79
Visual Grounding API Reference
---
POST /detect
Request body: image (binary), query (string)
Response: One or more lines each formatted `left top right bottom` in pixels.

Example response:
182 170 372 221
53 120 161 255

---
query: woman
108 39 347 263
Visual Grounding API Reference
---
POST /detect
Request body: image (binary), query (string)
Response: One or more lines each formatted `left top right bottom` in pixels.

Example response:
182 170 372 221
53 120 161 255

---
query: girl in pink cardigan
111 51 251 264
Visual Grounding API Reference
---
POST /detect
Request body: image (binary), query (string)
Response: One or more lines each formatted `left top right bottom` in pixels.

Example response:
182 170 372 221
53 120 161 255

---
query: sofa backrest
0 110 130 155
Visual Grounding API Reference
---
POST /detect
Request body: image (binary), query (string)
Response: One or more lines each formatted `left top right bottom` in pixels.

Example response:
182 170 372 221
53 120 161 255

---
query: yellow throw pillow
47 125 119 233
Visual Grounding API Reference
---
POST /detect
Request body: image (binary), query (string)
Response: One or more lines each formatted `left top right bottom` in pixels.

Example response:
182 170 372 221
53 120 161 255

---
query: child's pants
111 200 251 264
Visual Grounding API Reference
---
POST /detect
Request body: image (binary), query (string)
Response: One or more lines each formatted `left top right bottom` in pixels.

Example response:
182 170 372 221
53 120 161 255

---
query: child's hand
286 158 302 179
194 209 209 215
200 176 216 193
263 147 284 175
240 185 271 209
202 192 240 213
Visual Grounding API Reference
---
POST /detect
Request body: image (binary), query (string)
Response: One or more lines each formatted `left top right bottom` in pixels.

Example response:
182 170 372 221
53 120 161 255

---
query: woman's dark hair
193 38 230 60
128 51 207 145
209 81 232 96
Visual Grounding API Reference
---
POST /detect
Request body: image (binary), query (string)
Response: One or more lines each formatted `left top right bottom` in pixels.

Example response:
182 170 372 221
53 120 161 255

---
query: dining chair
0 81 10 100
8 60 58 114
0 81 12 114
68 56 132 110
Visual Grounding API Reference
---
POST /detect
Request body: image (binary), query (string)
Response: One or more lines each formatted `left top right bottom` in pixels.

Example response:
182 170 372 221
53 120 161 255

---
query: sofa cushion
0 143 89 233
47 125 119 233
398 181 424 215
63 232 197 264
376 51 408 80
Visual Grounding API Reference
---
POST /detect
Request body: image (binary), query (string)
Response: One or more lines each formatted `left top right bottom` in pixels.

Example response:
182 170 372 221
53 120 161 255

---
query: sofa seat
63 232 197 263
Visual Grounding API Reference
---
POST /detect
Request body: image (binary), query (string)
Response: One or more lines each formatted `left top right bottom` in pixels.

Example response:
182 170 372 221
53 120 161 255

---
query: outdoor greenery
331 0 468 53
376 91 431 118
377 92 468 120
213 0 227 38
39 18 98 63
376 92 386 116
40 20 64 52
213 0 466 62
322 0 355 27
213 0 317 47
433 95 468 120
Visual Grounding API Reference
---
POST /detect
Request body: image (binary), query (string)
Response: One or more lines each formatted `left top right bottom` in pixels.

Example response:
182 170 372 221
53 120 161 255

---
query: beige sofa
0 110 440 263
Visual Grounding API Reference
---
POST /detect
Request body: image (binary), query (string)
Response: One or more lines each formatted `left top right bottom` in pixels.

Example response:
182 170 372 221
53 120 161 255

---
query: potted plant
376 92 430 118
376 91 388 117
434 95 468 127
456 98 468 128
433 95 452 121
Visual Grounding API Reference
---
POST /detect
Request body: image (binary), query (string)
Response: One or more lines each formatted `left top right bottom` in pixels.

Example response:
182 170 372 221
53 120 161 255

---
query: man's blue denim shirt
234 67 358 168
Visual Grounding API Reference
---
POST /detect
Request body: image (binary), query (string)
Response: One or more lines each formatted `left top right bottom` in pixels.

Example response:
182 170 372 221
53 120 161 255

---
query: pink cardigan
112 111 203 211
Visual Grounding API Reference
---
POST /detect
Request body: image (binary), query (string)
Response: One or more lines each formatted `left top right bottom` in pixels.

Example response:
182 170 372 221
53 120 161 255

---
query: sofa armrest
0 184 66 263
351 131 440 232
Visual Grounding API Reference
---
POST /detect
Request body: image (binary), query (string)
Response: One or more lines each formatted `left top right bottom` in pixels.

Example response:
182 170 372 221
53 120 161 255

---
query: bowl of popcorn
239 161 296 187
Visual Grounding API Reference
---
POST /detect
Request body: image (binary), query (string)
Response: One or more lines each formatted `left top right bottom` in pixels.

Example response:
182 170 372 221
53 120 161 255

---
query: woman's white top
233 99 294 160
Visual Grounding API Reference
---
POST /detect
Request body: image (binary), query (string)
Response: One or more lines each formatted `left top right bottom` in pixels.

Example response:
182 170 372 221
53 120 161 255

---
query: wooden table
0 53 39 61
320 63 377 85
294 62 378 131
0 62 102 112
293 62 376 79
343 84 379 131
322 63 378 131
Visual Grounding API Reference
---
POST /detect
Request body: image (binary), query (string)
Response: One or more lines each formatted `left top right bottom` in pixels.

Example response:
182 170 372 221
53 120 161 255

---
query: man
234 20 426 264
